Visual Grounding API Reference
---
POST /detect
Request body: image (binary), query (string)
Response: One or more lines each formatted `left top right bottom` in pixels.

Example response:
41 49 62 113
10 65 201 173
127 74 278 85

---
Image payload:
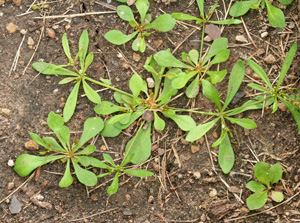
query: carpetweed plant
246 162 283 210
95 55 196 164
14 112 105 187
154 37 230 98
104 0 176 52
230 0 292 28
32 30 131 122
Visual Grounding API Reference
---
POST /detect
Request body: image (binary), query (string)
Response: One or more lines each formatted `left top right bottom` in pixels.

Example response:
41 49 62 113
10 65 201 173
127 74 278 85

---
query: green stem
85 77 133 97
199 22 206 61
168 107 218 116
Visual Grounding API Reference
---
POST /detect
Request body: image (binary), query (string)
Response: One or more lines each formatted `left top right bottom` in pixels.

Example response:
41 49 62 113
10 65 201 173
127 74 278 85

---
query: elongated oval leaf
245 59 272 89
43 137 65 152
107 173 119 195
202 79 222 111
172 13 201 22
100 121 122 137
59 77 77 85
189 49 199 65
123 169 154 177
246 181 266 192
14 154 64 177
270 191 284 202
209 49 230 66
223 60 245 109
203 38 228 64
47 111 64 132
103 153 116 167
265 0 285 28
78 30 89 71
246 191 268 210
76 145 96 155
82 79 101 104
229 0 254 17
279 97 300 134
32 62 78 76
136 0 149 24
59 159 73 187
226 117 257 129
84 52 94 72
247 83 270 92
186 118 219 142
30 133 48 148
154 50 192 69
210 19 242 25
114 110 144 130
72 159 97 187
206 70 227 84
154 111 165 131
59 125 70 148
162 112 196 131
117 5 136 22
105 30 138 45
277 0 292 5
62 33 72 59
89 157 111 169
125 122 152 164
129 73 144 98
186 74 200 99
218 133 234 174
172 71 197 89
63 81 80 122
196 0 204 17
269 163 283 184
145 14 176 32
254 162 271 188
94 101 125 115
74 117 104 151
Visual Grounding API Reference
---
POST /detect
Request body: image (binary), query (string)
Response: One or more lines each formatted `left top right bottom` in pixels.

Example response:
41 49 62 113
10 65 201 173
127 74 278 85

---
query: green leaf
246 180 266 192
172 71 198 89
203 38 228 64
103 153 116 167
154 50 192 69
47 111 64 132
125 122 152 164
30 133 48 149
32 62 78 76
129 73 144 98
59 77 77 85
89 157 111 169
72 159 97 187
145 14 176 32
277 0 292 5
188 49 199 65
59 159 73 187
84 52 93 72
186 118 219 142
107 172 119 195
63 81 80 122
229 0 256 17
136 0 149 24
100 121 122 137
270 191 284 202
245 59 272 89
226 117 257 129
276 42 297 91
254 162 271 188
280 97 300 134
76 145 96 155
82 79 101 104
246 191 268 210
139 36 146 53
211 130 227 147
14 154 64 177
100 78 112 86
62 33 72 60
114 110 144 130
162 113 196 131
206 70 227 84
123 169 154 177
172 13 202 22
60 125 70 148
209 49 230 66
75 156 92 167
202 79 222 111
269 163 283 184
209 19 242 25
78 30 89 71
43 137 65 152
117 5 136 22
132 36 142 52
74 117 104 151
218 133 234 174
153 111 165 131
104 30 138 45
157 75 178 105
196 0 205 17
186 74 200 98
247 83 270 92
265 0 285 28
94 101 125 115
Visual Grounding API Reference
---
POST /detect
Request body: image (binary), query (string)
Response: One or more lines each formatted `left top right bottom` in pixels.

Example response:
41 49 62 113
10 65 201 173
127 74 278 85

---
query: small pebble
7 159 14 167
264 54 276 64
125 194 131 201
212 131 218 139
209 188 217 197
25 140 39 151
193 172 201 179
46 28 56 39
252 73 261 80
9 196 22 214
261 32 268 38
132 52 141 62
7 182 15 190
6 22 17 34
123 208 133 216
1 108 11 117
235 35 248 43
146 77 155 89
191 144 200 153
20 29 27 35
204 35 213 42
27 37 35 49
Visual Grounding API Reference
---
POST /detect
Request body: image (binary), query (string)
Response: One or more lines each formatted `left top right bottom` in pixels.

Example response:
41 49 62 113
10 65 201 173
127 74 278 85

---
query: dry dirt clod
142 110 154 122
13 0 22 6
191 144 200 153
264 54 276 64
235 35 248 43
1 108 11 117
204 35 213 42
123 208 133 216
9 196 22 214
252 73 261 80
132 52 141 62
7 182 15 190
25 139 39 151
193 172 201 179
209 188 217 197
212 131 218 139
46 28 56 39
20 29 27 35
27 37 35 48
146 77 155 88
6 22 17 34
261 32 268 38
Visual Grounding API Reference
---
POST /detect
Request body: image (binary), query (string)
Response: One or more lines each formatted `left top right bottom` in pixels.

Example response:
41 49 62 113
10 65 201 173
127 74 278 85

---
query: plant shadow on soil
0 0 299 222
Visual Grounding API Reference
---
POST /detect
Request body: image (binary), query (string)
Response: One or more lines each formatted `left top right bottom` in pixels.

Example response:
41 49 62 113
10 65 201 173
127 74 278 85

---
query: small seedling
245 42 300 133
246 162 283 210
154 37 230 98
14 112 105 187
104 0 176 52
32 30 131 122
230 0 292 28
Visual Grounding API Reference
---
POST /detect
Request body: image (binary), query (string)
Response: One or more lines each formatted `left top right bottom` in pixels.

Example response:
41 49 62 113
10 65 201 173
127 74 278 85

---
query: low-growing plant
33 30 132 122
246 162 283 210
229 0 292 28
104 0 176 52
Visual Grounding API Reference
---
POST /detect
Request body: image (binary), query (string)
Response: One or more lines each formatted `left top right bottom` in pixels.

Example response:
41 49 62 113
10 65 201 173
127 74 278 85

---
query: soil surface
0 0 300 222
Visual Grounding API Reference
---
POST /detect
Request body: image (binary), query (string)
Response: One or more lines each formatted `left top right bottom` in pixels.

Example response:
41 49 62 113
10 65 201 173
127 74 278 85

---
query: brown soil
0 0 299 222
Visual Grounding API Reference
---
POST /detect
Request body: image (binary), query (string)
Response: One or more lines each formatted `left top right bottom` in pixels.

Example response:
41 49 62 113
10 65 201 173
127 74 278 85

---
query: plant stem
85 77 133 97
169 107 218 116
199 22 206 61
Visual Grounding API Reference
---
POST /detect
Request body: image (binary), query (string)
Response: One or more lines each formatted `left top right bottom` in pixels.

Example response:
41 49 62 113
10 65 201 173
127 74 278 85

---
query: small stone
193 172 201 179
65 24 71 30
191 144 200 153
7 159 14 167
146 77 155 89
13 74 20 79
53 89 59 94
209 188 217 197
1 108 11 117
241 206 250 214
235 35 248 43
125 194 131 201
132 52 141 62
142 110 154 122
9 196 22 214
100 145 107 151
153 39 163 48
123 208 132 216
59 102 65 108
278 102 287 111
13 0 22 6
264 54 276 64
212 131 218 139
27 37 35 46
261 32 268 38
256 48 265 56
204 35 213 42
148 195 154 203
25 139 39 151
7 182 15 190
46 28 56 39
201 213 207 221
252 73 261 80
6 23 17 34
20 29 27 35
